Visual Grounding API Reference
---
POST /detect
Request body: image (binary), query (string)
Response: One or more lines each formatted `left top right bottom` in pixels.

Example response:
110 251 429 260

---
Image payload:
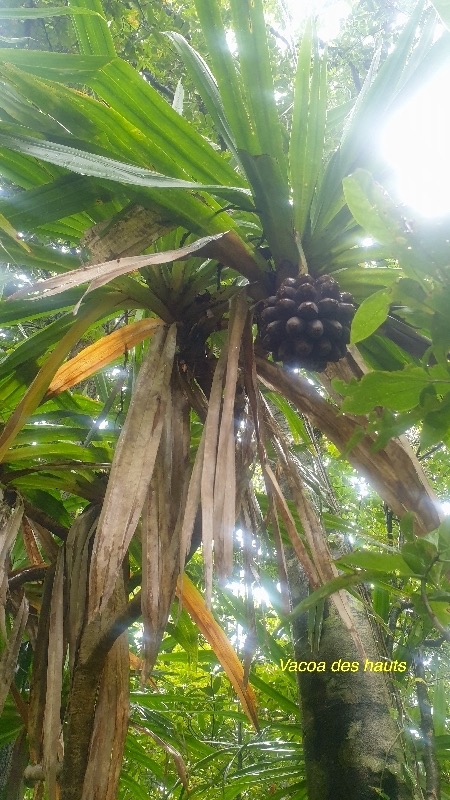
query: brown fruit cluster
258 274 356 372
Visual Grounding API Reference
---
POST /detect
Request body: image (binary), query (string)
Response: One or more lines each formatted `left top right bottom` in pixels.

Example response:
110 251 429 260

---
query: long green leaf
229 0 286 172
193 0 257 152
0 62 208 180
165 31 239 160
3 442 111 464
290 21 327 238
93 59 243 186
0 132 251 204
0 7 104 19
0 50 246 189
68 0 115 58
0 50 113 82
0 174 115 231
340 1 427 173
239 151 298 267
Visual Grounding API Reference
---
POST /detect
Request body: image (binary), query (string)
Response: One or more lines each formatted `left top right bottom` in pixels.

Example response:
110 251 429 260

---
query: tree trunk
287 558 417 800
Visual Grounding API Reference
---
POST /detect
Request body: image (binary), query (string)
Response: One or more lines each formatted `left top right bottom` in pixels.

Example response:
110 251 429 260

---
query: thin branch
418 444 445 462
8 566 48 590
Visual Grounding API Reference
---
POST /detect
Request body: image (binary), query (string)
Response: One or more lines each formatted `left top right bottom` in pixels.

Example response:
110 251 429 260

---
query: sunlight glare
284 0 351 42
381 64 450 217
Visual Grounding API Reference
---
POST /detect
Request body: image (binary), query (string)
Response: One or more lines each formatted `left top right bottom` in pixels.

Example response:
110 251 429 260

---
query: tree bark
60 559 128 800
287 558 417 800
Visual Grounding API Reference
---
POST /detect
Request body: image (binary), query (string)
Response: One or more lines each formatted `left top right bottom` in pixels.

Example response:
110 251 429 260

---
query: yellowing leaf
46 317 163 397
176 574 259 730
0 211 31 252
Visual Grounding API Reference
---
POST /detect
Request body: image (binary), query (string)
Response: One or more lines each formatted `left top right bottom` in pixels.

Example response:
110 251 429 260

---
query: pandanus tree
1 0 450 798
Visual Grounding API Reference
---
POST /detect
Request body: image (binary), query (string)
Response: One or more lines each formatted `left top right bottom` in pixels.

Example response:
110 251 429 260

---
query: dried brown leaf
266 497 290 616
28 565 55 765
22 516 46 566
82 632 129 800
79 569 129 800
24 519 59 563
88 323 177 619
282 455 366 658
11 233 226 304
262 397 367 658
264 464 320 588
0 596 28 715
42 551 64 800
0 502 24 640
201 347 228 605
179 426 206 571
213 292 248 578
133 724 189 789
142 378 190 673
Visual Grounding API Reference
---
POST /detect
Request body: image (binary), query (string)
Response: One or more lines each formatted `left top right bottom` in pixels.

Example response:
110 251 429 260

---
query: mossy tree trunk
288 559 416 800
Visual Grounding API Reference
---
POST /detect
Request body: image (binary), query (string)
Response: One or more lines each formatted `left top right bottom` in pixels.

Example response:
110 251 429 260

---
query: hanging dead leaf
132 723 189 790
82 632 129 800
141 375 190 674
65 507 99 674
179 426 206 572
0 502 24 640
28 565 56 766
10 233 227 305
213 292 248 579
201 345 227 606
0 596 28 715
42 551 65 800
88 323 177 619
26 519 59 563
275 444 366 660
176 574 259 730
22 516 46 566
264 464 320 589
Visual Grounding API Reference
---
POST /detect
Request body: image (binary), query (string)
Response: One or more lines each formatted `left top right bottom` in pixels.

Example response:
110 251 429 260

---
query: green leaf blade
350 289 392 344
